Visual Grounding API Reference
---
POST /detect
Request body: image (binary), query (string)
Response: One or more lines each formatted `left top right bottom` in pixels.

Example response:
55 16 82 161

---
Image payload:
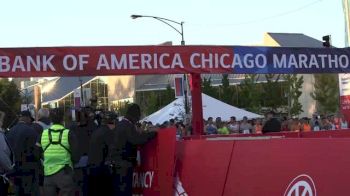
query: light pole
131 15 185 45
131 14 189 115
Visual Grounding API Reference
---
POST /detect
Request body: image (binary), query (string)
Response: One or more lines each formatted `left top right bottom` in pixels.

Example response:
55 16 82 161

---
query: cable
191 0 323 27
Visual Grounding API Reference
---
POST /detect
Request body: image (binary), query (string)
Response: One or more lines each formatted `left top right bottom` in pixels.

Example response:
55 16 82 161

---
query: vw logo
284 174 316 196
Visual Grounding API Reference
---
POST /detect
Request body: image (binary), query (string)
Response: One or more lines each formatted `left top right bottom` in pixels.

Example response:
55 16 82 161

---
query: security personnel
107 104 157 195
36 108 79 196
87 111 117 195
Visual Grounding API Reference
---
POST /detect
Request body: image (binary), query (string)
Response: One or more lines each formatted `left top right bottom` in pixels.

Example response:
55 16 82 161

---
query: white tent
143 93 262 124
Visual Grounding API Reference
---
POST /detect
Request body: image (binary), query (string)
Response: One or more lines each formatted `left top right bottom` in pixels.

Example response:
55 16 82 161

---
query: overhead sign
1 46 350 77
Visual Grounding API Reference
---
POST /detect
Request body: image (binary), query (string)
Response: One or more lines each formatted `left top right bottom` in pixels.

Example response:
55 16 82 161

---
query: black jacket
70 123 95 157
88 125 114 166
262 118 281 133
6 122 40 170
107 119 156 165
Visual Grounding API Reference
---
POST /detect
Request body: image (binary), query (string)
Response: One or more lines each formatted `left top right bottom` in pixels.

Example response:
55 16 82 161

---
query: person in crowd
311 114 324 131
7 110 40 196
106 104 157 195
300 118 311 132
176 122 187 139
217 120 229 135
31 108 51 195
281 117 290 132
290 118 301 132
340 115 348 129
0 111 14 196
313 120 321 131
321 117 333 130
169 119 175 127
70 109 95 193
32 108 51 135
36 108 79 196
262 111 281 133
253 119 263 134
327 115 336 130
205 117 217 135
71 110 94 158
87 111 117 195
239 116 252 134
228 116 240 134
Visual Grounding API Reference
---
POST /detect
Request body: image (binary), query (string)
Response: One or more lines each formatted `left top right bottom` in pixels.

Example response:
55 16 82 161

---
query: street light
130 15 185 45
131 14 189 115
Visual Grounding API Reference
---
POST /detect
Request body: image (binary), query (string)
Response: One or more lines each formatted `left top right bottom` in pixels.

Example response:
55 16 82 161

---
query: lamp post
131 15 185 45
131 14 189 115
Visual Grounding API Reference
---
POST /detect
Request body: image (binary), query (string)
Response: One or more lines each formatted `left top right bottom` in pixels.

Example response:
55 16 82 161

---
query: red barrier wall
176 136 350 196
175 140 234 196
133 128 176 196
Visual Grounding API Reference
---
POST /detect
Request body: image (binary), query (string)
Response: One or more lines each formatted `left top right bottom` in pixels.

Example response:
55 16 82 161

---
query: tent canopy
143 93 262 124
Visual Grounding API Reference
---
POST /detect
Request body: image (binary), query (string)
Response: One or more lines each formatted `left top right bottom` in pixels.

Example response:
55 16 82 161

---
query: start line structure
2 45 350 135
3 45 350 195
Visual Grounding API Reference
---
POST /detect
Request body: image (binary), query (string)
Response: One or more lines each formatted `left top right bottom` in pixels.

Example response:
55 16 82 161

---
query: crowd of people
0 104 157 196
203 111 349 135
1 105 349 195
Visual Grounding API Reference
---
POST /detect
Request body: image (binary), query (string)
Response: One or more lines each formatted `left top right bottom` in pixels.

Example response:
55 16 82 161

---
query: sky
0 0 345 47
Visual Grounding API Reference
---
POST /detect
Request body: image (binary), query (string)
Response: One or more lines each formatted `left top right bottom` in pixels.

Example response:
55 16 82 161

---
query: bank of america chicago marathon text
0 53 349 72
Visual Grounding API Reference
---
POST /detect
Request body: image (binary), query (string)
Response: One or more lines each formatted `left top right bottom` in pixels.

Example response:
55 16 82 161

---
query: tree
239 74 261 113
219 74 234 105
202 77 218 99
161 84 175 106
311 74 339 114
136 83 176 117
262 74 283 111
283 74 304 117
0 79 21 129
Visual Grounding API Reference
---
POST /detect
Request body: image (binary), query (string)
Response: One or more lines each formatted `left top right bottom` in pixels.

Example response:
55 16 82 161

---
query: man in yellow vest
36 108 79 196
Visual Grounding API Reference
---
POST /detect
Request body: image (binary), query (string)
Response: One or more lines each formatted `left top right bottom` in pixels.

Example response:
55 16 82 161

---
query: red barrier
133 129 350 195
183 129 350 140
301 130 350 138
224 139 350 195
132 128 176 196
176 137 350 195
175 140 234 196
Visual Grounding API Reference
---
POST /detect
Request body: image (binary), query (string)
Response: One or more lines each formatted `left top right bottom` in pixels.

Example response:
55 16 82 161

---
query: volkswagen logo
284 174 316 196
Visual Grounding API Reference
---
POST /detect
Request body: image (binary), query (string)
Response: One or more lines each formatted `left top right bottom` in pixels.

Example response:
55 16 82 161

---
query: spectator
281 117 290 132
169 119 175 127
0 111 14 196
31 108 51 196
217 121 229 135
340 115 348 129
32 108 52 135
106 104 157 195
176 122 187 139
253 119 263 134
88 111 117 195
205 117 217 135
313 121 321 131
321 117 332 130
290 118 301 132
239 116 252 134
300 118 311 132
228 116 240 134
310 113 318 130
262 111 281 133
7 111 40 196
